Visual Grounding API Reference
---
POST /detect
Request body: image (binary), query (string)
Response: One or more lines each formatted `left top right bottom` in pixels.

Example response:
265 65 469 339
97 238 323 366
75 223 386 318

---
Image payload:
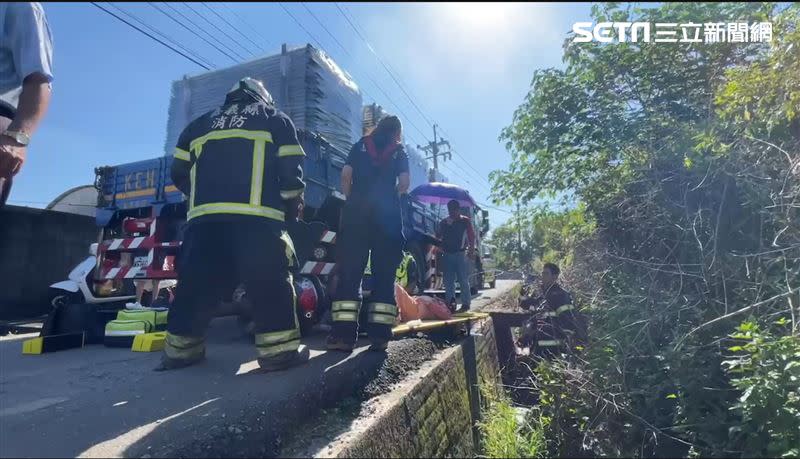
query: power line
297 2 432 143
182 2 253 60
333 3 493 190
91 2 211 70
108 2 216 69
180 2 251 61
334 2 434 128
201 2 264 56
277 2 431 147
219 2 275 52
148 2 240 64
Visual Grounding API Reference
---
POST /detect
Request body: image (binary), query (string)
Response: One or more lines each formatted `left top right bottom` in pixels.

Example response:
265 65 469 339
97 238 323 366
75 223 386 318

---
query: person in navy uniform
327 115 410 352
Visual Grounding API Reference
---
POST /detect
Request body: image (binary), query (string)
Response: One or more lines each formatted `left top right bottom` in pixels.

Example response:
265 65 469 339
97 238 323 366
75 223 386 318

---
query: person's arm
465 218 476 255
273 115 306 206
341 142 359 198
0 3 54 178
341 165 353 198
170 126 194 196
395 147 410 195
8 75 51 140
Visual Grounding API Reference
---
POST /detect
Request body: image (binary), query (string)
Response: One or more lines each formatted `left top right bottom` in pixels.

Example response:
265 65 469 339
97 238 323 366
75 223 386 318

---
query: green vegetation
489 2 800 457
478 387 547 458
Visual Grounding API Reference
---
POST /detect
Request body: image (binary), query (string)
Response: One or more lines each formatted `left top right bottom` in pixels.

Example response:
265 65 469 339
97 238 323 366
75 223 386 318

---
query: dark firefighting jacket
171 97 305 228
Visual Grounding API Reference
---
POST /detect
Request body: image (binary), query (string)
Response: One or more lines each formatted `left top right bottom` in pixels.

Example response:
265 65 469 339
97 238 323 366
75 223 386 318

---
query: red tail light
123 218 152 235
296 277 318 313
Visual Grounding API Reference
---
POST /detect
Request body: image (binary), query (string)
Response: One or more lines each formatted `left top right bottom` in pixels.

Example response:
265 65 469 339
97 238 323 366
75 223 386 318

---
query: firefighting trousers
330 199 404 342
165 221 300 362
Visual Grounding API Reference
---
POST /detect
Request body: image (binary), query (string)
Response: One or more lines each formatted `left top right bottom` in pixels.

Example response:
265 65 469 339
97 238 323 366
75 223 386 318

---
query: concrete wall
0 205 97 320
333 318 501 458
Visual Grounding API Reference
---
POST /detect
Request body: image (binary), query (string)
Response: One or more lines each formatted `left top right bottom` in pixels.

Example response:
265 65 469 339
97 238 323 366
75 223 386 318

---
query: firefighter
327 115 410 352
518 263 584 358
158 77 308 372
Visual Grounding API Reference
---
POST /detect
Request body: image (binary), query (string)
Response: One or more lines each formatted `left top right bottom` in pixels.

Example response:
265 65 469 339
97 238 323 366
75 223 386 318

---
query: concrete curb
307 282 518 458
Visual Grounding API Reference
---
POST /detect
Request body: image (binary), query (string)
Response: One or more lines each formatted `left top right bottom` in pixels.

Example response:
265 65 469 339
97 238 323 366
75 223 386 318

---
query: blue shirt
0 2 54 113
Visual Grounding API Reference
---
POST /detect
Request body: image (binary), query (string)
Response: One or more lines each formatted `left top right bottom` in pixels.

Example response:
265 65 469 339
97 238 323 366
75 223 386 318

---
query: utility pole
516 201 523 268
418 124 451 182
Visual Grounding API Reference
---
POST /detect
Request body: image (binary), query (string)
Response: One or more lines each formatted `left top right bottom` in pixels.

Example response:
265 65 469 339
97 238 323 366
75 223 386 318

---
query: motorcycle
48 243 137 308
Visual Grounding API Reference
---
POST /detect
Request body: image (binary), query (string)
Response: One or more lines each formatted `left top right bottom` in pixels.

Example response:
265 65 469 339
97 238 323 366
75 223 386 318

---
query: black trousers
330 198 404 342
166 221 300 360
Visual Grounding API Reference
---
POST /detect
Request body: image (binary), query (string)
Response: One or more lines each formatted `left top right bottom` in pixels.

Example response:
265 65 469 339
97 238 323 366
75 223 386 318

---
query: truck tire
489 279 496 289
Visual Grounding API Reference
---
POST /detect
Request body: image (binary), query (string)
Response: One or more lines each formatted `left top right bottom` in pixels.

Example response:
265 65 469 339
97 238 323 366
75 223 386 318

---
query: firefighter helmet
226 77 274 106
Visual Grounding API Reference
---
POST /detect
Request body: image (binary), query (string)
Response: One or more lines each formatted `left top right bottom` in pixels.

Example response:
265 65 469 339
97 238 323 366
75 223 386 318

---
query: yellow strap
187 202 285 221
281 188 304 200
278 144 305 157
368 313 396 325
189 129 273 151
368 303 398 316
332 301 360 312
255 329 300 346
333 311 358 322
537 339 563 347
256 339 301 358
250 140 266 206
174 147 191 162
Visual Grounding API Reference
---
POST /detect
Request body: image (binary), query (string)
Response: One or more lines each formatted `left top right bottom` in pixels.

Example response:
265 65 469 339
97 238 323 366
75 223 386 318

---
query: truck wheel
489 279 496 289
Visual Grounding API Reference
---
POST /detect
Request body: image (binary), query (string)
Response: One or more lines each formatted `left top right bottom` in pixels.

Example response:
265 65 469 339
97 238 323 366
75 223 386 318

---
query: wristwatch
2 130 30 146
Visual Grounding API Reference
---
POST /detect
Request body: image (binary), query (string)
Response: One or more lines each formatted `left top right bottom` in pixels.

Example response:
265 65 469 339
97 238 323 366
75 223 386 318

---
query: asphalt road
0 281 516 458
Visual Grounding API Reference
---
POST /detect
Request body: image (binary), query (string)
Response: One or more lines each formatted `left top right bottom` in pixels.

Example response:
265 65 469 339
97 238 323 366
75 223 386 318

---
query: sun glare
446 2 516 29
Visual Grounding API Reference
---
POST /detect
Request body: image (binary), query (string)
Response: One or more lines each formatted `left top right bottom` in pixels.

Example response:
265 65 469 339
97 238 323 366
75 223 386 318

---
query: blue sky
12 2 593 227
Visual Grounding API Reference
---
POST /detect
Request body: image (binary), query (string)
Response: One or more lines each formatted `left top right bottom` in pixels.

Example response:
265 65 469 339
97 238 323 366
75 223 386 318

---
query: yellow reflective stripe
164 333 205 360
537 339 563 347
332 301 359 312
281 231 296 267
368 303 398 315
368 313 396 325
255 329 300 346
250 140 266 206
189 163 197 209
556 304 574 315
174 147 191 161
543 311 557 318
256 339 300 358
187 202 285 221
189 129 273 151
278 144 305 157
333 311 358 322
281 188 304 200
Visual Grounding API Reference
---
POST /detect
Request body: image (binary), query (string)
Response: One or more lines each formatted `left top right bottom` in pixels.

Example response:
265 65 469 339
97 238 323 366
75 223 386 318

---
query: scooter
48 243 136 308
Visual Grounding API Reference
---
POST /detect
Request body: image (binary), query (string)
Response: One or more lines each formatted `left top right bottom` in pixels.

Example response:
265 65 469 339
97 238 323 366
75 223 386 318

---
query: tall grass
478 387 547 458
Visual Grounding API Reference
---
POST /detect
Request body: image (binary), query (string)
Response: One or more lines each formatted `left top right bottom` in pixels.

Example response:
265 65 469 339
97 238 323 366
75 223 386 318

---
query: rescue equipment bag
116 308 169 331
104 320 153 347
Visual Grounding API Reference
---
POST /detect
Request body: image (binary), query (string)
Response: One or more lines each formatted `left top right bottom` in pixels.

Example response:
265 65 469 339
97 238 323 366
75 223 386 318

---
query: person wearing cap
159 77 308 372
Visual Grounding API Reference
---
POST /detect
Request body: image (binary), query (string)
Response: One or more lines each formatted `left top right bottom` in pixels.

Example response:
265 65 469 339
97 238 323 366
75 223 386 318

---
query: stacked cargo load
164 44 362 156
362 103 447 190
